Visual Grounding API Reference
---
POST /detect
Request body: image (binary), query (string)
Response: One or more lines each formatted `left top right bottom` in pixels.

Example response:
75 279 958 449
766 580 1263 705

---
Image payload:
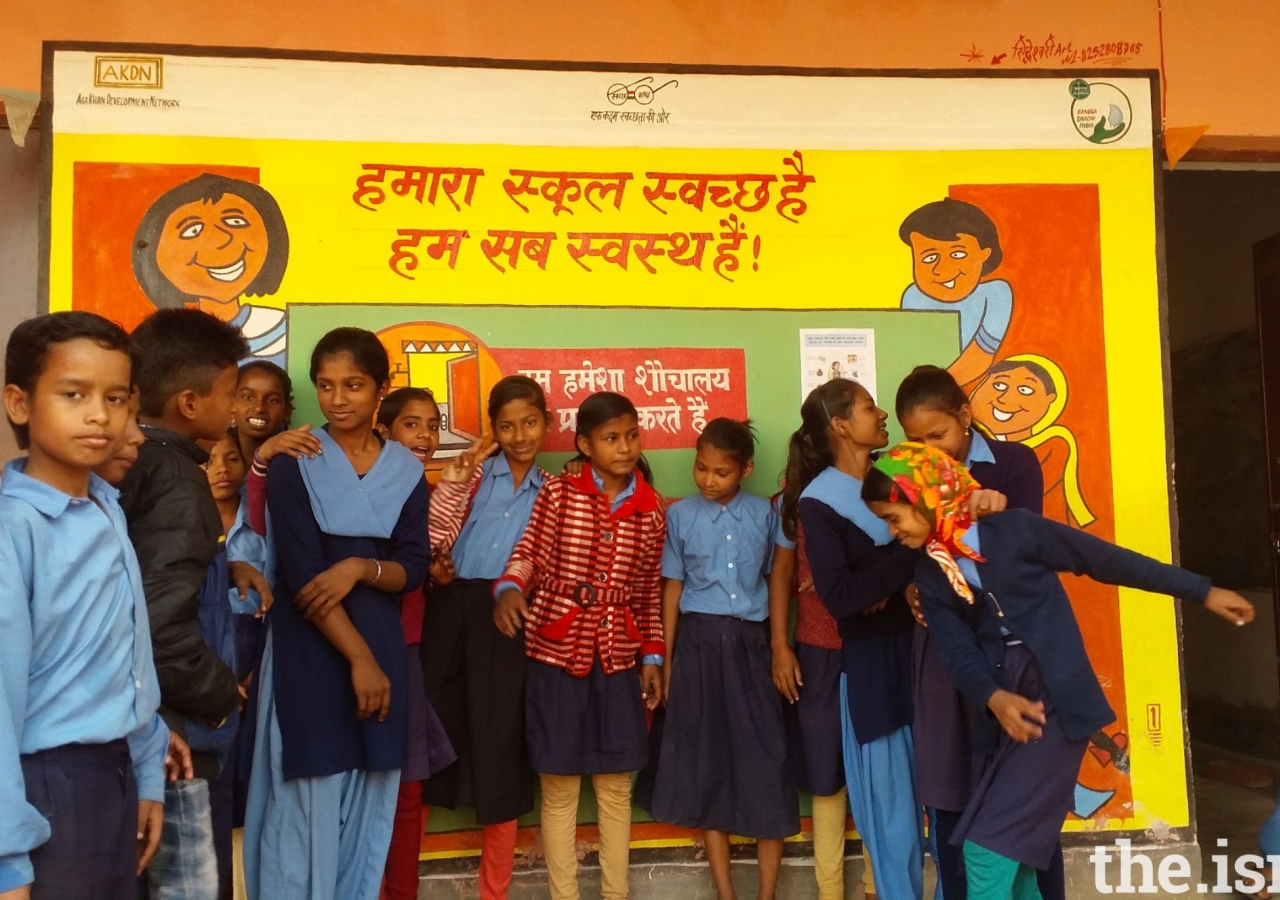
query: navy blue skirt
787 641 845 797
650 614 799 838
526 655 649 775
912 625 972 812
954 644 1088 869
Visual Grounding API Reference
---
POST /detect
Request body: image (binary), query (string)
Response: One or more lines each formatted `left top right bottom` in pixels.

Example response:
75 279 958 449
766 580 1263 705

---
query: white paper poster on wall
799 328 877 402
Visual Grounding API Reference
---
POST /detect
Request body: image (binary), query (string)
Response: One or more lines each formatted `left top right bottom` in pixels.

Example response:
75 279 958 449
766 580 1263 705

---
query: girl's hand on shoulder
967 489 1008 520
349 655 391 722
258 424 323 463
771 643 803 704
429 544 456 586
987 689 1046 743
1204 587 1255 626
494 588 529 638
640 663 663 711
905 583 927 627
561 457 586 477
295 558 366 620
442 437 498 484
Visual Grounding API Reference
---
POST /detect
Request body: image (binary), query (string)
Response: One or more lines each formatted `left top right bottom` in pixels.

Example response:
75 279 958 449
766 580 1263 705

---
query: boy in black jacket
120 309 270 900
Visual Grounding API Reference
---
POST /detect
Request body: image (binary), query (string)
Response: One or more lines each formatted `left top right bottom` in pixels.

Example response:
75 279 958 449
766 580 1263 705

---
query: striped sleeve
426 459 485 550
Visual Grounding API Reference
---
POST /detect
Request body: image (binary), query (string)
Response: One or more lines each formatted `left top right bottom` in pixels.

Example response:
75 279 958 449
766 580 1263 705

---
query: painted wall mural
45 48 1178 854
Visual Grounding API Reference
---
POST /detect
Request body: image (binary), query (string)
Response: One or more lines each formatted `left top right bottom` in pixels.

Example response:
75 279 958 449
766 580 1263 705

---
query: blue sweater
266 454 430 779
915 509 1210 754
798 496 917 744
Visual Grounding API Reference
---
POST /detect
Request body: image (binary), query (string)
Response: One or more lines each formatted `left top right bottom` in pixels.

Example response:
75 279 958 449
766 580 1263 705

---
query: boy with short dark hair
0 311 169 900
119 308 263 899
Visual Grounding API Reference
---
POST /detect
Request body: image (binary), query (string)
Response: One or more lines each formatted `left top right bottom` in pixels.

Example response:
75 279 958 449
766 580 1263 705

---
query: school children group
0 308 1258 900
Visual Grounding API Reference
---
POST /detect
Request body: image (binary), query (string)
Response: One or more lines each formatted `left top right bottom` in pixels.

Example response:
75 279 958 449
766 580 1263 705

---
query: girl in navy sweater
894 365 1058 900
863 443 1253 900
781 378 924 900
243 328 430 900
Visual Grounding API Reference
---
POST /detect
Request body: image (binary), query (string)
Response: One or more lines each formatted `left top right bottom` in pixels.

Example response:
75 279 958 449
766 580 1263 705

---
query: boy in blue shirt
0 312 170 900
898 197 1013 388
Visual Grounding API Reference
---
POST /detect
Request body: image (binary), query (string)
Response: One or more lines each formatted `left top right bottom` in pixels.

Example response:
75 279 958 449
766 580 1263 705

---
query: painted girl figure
968 354 1095 528
133 173 290 366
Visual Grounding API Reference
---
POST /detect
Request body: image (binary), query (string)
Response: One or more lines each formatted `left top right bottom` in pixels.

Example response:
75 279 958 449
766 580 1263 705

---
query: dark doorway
1167 168 1280 757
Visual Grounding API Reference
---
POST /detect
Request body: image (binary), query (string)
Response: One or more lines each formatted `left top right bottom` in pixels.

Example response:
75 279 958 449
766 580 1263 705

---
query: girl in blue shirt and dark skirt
243 328 431 900
863 443 1254 900
649 418 799 900
421 375 551 900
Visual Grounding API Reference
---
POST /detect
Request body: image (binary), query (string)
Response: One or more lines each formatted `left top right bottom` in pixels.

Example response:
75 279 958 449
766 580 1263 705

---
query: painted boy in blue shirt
899 197 1013 388
0 312 170 900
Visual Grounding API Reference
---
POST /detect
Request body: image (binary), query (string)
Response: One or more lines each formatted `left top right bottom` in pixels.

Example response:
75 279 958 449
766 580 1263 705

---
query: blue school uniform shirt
661 491 785 621
226 494 272 616
0 460 169 893
901 279 1013 355
453 453 546 580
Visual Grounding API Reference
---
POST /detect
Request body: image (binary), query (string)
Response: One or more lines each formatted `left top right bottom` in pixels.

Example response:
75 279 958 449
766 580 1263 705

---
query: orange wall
3 0 1279 140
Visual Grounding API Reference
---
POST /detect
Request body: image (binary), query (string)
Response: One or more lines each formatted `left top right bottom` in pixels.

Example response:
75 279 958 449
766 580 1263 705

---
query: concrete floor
412 742 1280 898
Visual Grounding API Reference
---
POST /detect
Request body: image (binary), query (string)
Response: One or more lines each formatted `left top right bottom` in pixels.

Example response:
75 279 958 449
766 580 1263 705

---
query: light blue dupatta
799 466 894 546
298 427 422 539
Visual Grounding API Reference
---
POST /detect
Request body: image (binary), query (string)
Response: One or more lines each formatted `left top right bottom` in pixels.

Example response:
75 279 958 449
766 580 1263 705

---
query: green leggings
963 840 1042 900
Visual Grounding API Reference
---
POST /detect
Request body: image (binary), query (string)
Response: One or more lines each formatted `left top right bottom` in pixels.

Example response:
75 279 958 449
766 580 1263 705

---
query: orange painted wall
3 0 1280 141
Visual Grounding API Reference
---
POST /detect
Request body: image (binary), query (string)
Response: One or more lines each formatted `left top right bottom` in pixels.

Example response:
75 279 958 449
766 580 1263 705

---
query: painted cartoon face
908 231 992 303
155 194 269 303
971 366 1056 437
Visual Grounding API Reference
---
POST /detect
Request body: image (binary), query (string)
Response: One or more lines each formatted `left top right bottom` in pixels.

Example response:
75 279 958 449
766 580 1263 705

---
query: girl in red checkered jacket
493 391 666 900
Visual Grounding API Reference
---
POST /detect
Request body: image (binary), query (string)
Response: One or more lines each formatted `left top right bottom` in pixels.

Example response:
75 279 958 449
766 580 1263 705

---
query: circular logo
1070 82 1132 144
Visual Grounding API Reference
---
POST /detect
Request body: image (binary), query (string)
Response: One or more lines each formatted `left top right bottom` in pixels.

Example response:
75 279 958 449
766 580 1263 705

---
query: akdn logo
94 56 164 89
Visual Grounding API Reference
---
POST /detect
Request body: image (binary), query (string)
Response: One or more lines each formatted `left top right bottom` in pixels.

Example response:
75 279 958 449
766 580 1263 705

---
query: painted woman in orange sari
969 354 1096 529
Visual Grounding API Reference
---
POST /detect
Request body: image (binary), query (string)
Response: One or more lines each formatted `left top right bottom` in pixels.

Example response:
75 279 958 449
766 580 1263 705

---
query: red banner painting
489 348 748 451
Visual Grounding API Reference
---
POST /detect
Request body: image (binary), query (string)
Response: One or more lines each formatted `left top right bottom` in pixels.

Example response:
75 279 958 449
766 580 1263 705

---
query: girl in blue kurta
243 328 430 900
895 364 1052 900
782 378 924 900
863 444 1254 900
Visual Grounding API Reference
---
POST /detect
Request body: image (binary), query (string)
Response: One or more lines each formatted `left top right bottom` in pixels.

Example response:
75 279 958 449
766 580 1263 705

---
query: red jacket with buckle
498 467 666 676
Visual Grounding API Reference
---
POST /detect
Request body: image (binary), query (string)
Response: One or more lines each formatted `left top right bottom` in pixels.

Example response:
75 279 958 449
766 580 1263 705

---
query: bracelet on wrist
366 558 383 585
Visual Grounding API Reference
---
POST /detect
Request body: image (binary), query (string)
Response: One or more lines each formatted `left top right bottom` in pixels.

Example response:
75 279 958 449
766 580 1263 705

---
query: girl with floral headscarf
862 443 1253 900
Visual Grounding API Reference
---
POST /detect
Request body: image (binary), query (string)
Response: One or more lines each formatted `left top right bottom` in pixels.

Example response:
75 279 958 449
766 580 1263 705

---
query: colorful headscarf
872 442 985 603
